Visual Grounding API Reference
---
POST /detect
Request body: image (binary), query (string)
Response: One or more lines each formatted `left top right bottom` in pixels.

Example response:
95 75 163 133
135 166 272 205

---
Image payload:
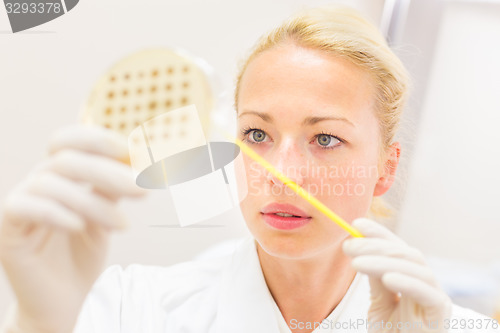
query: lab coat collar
215 236 280 333
215 236 371 333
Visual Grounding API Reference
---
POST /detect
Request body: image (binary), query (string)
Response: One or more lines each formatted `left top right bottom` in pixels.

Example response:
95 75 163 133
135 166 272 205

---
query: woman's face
236 43 391 260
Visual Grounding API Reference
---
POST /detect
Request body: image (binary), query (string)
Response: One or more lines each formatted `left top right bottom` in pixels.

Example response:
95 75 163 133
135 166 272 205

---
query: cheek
236 157 269 238
310 159 380 220
234 153 251 202
235 156 266 215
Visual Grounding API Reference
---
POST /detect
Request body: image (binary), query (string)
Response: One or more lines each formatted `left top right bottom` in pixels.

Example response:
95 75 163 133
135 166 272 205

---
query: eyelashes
239 126 345 150
315 130 345 149
240 125 263 135
240 125 265 141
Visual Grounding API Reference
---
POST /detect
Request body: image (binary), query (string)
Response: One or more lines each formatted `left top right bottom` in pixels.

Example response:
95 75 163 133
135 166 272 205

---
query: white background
1 0 499 319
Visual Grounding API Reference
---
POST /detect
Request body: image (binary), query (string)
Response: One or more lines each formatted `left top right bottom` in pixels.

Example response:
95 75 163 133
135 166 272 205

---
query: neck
256 240 356 330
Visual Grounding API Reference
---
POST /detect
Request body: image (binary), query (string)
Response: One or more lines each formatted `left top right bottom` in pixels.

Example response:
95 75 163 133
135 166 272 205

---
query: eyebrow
238 110 355 127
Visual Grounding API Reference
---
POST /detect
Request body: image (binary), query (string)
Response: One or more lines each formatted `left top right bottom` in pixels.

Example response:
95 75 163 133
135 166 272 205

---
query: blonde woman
1 6 497 333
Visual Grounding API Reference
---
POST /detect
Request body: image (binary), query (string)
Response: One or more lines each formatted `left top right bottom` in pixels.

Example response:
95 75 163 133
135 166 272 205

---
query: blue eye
240 127 268 144
316 133 341 149
251 129 266 142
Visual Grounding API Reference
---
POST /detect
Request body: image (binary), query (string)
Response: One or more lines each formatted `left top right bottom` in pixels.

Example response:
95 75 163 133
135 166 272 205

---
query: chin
257 234 310 260
250 220 342 261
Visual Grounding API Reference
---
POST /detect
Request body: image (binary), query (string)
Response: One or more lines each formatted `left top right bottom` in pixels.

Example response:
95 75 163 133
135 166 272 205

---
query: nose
266 140 306 188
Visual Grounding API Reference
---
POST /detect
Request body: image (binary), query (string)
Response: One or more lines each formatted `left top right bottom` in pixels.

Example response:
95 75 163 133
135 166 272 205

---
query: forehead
237 43 377 124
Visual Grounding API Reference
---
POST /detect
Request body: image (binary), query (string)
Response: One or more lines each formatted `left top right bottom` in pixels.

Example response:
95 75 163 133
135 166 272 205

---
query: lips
260 203 312 230
261 203 310 218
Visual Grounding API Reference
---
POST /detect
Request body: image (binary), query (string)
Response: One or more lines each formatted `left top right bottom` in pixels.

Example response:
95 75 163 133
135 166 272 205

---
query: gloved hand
0 125 146 333
343 218 452 332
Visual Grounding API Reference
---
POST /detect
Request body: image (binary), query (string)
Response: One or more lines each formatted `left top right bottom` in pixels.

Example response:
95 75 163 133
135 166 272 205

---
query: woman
0 6 497 333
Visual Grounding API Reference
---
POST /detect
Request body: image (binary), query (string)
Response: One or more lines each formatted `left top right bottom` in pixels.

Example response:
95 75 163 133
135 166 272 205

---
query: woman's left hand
343 218 452 332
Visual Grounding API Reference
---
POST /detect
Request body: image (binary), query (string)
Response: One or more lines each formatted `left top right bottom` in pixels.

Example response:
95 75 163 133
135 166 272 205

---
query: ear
373 142 401 196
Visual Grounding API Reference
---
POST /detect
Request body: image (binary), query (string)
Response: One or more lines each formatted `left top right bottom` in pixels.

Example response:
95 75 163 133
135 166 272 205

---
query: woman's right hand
0 125 146 333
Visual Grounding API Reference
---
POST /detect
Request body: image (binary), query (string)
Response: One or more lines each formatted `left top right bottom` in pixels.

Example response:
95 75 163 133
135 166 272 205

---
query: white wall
0 0 385 319
398 1 500 263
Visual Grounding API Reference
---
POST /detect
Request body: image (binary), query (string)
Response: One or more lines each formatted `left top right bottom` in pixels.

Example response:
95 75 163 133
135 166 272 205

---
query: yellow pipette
228 134 364 238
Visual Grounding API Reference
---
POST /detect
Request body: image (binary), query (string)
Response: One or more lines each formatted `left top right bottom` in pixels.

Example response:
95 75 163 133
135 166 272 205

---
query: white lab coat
74 237 498 332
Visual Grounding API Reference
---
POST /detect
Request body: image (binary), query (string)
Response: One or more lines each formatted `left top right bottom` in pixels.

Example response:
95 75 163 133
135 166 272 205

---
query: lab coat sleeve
73 265 125 333
72 258 228 333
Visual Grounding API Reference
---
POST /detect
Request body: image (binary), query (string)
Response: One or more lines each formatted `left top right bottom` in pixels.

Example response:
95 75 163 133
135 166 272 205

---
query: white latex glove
343 218 452 333
0 125 146 333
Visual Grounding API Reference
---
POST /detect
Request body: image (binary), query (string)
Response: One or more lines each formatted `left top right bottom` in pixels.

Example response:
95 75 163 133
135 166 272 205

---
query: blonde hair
235 6 410 219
